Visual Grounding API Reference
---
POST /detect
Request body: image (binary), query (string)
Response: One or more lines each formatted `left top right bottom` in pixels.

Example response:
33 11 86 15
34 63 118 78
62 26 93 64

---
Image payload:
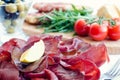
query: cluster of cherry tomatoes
74 18 120 41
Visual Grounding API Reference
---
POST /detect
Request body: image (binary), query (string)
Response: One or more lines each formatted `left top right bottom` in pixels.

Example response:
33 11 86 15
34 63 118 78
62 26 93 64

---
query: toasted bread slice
115 3 120 16
25 13 44 24
97 4 119 18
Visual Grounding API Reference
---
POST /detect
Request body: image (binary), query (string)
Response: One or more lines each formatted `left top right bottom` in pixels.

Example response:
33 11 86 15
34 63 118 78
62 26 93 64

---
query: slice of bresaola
0 61 19 80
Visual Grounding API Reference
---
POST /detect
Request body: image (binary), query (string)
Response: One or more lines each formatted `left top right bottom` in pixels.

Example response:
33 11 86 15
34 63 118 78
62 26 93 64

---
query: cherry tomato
108 18 120 40
74 19 89 36
89 23 108 41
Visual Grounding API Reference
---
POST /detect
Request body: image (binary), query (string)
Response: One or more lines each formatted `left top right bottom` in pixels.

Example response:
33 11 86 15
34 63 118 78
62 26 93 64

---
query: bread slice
115 3 120 16
97 4 119 18
25 13 44 24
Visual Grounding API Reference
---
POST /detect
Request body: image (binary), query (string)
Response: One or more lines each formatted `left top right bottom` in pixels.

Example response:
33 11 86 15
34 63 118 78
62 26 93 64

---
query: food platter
0 0 120 80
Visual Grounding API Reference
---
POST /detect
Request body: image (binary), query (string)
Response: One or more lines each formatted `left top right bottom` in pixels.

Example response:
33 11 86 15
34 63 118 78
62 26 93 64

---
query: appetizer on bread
25 2 83 24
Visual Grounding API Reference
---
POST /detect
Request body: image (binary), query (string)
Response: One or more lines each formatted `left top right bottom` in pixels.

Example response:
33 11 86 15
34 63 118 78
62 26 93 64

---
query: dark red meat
58 37 91 55
0 61 19 80
49 64 84 80
0 48 11 61
78 43 109 67
0 34 109 80
2 38 26 53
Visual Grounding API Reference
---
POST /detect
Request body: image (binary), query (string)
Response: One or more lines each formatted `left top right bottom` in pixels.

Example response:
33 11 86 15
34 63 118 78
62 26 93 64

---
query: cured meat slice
78 43 109 67
60 59 100 80
42 35 62 55
58 37 91 55
0 61 19 80
48 64 84 80
2 38 26 53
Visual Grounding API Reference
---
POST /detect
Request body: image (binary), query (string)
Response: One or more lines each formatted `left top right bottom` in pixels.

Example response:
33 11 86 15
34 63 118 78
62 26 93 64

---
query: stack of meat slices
0 34 109 80
25 2 82 24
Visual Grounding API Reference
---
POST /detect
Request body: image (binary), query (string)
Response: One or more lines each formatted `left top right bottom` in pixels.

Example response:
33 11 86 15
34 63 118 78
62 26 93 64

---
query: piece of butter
97 4 119 18
20 40 45 63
